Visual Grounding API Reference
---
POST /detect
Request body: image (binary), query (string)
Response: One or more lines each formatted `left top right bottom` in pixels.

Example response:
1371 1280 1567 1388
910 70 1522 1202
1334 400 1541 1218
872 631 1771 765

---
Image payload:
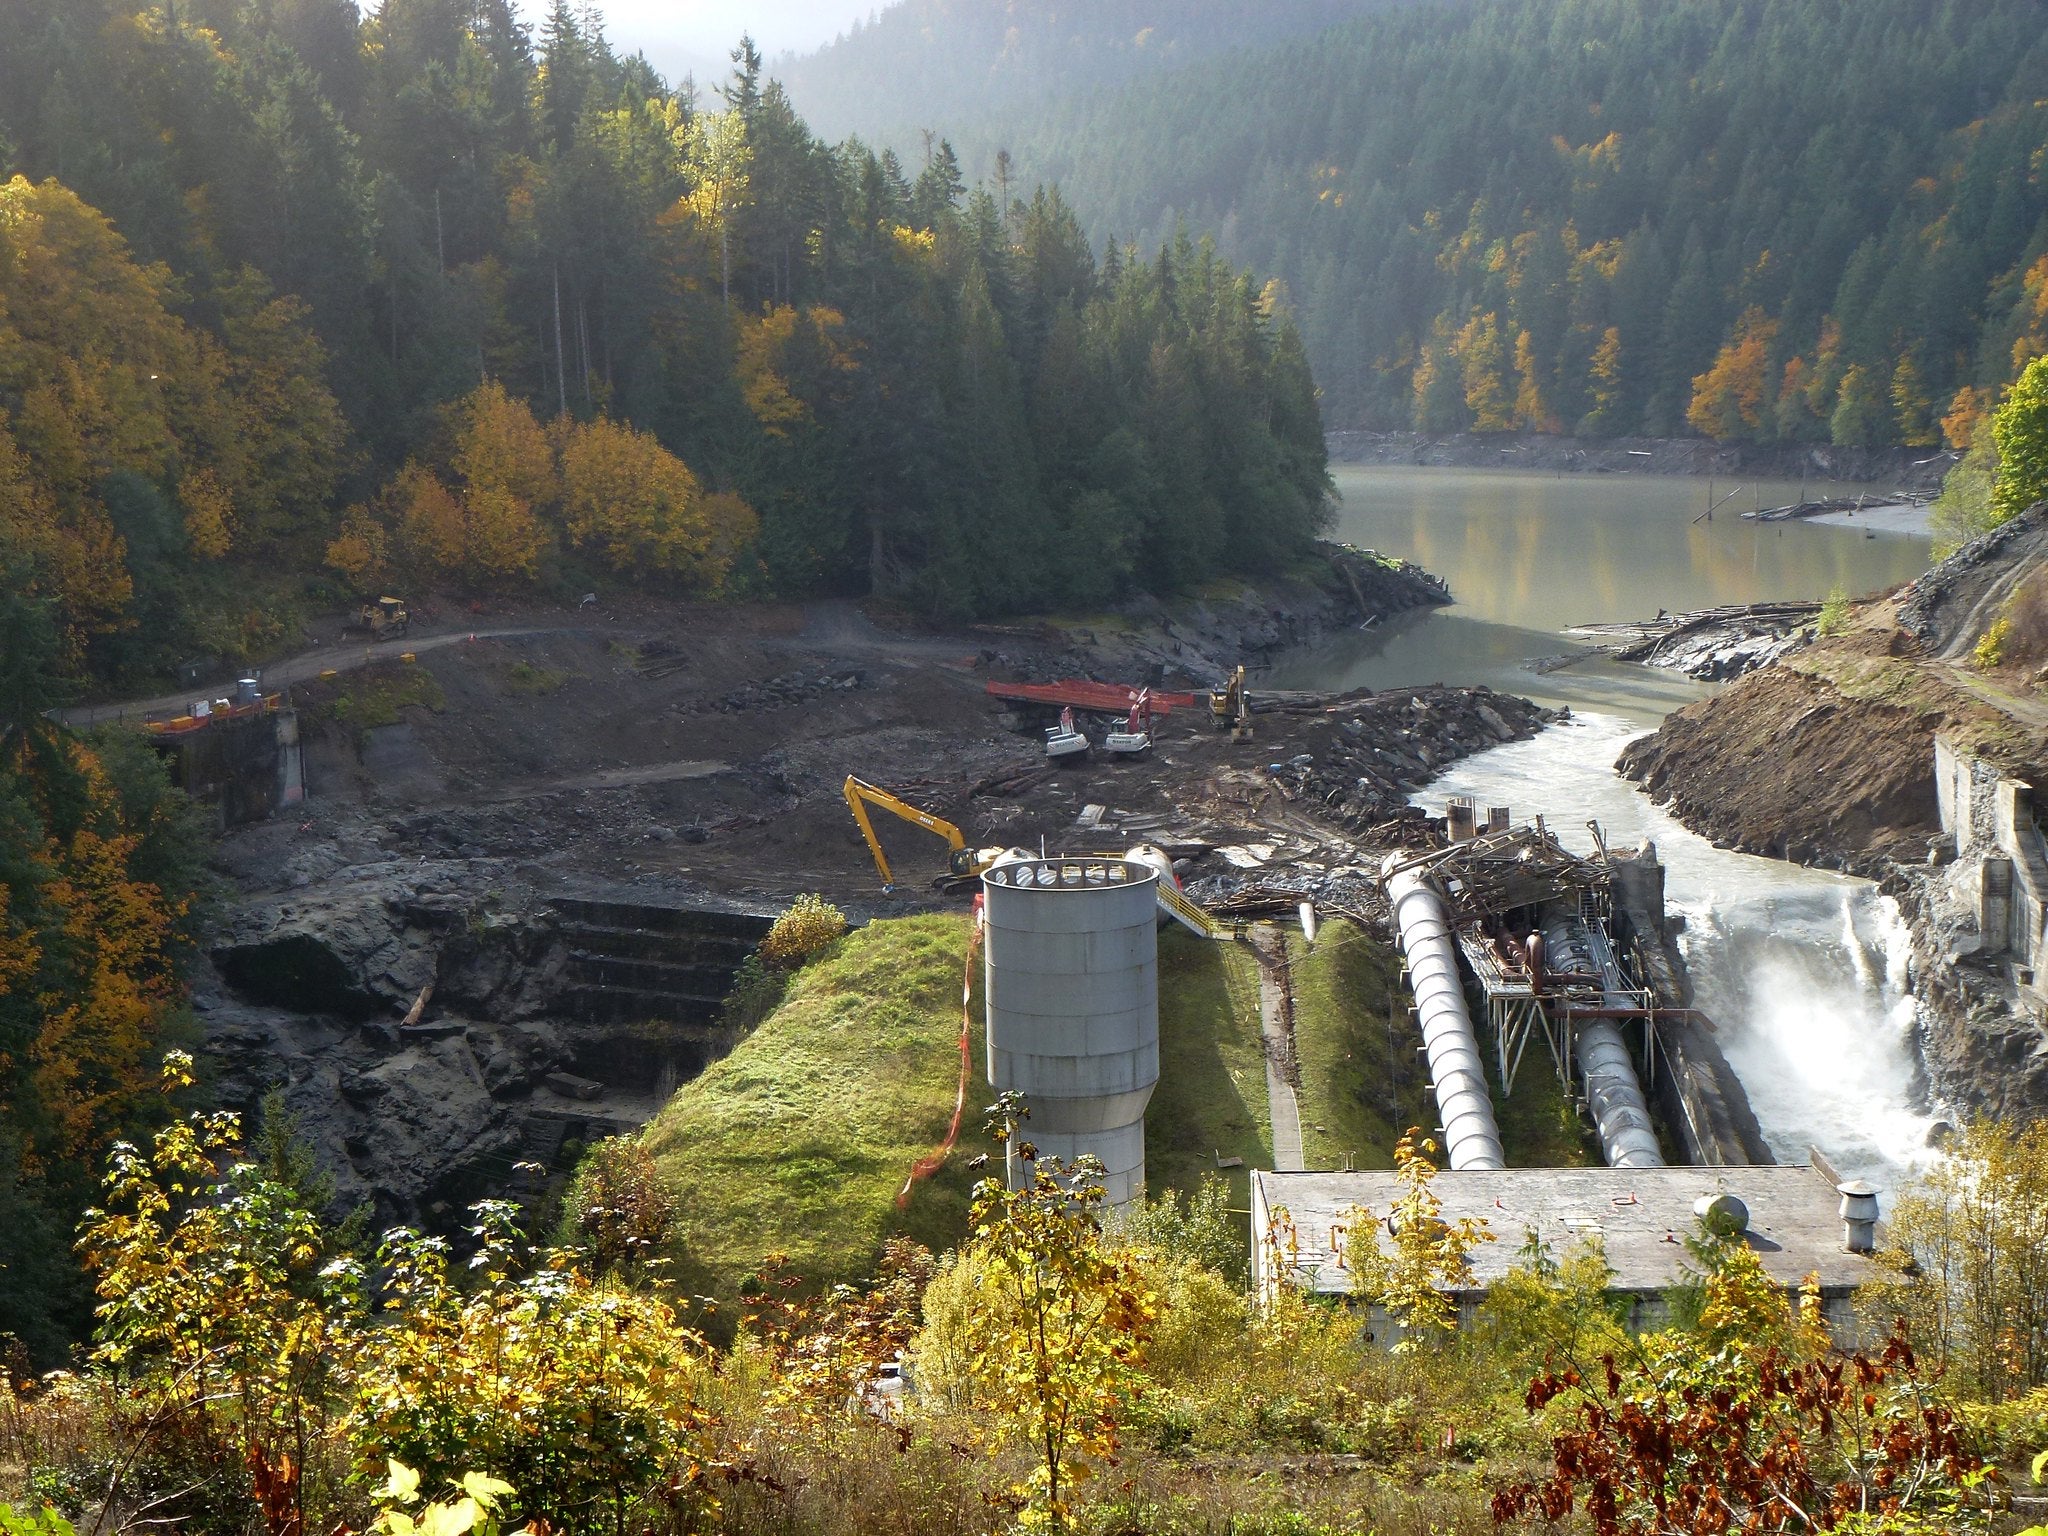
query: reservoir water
1283 467 1938 1188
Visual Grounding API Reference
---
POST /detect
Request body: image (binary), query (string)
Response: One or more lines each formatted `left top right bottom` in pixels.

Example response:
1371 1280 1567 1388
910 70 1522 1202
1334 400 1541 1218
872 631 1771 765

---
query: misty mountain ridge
773 0 1399 147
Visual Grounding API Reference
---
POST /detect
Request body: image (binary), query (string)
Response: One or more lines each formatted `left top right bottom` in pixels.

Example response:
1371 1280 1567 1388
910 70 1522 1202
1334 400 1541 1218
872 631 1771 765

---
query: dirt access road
180 557 1526 919
56 594 992 730
59 625 568 728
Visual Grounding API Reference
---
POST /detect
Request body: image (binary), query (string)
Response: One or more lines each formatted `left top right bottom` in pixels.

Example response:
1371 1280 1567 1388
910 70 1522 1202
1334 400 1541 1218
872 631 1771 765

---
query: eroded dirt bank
1615 660 1945 873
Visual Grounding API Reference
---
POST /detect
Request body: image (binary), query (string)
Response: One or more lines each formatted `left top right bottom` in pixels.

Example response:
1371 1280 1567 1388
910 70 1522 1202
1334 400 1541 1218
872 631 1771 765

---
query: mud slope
1620 504 2048 872
1617 666 1940 872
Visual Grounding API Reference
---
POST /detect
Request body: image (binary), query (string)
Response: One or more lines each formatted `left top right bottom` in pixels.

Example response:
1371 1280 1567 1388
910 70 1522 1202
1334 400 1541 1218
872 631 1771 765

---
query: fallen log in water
1742 492 1929 521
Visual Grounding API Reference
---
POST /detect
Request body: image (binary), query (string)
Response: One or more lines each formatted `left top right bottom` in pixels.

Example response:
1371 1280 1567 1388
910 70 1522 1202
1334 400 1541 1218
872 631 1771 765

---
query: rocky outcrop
198 872 771 1227
1057 542 1452 688
1887 871 2048 1124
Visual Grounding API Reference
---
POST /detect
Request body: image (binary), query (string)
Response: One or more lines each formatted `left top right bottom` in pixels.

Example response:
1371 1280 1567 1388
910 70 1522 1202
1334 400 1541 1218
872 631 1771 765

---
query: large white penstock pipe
1541 913 1666 1170
1575 1022 1666 1168
1385 862 1505 1170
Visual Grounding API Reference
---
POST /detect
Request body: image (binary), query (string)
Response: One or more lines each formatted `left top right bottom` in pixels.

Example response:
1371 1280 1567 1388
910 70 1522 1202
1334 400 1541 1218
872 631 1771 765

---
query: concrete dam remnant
982 854 1161 1206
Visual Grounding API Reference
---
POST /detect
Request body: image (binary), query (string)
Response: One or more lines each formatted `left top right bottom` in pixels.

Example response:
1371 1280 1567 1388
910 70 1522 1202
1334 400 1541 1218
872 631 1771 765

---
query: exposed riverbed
1275 468 1940 1190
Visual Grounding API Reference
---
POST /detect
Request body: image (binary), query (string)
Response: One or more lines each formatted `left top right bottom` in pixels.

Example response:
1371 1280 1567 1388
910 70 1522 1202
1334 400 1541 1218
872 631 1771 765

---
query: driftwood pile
1741 492 1928 522
1568 601 1822 662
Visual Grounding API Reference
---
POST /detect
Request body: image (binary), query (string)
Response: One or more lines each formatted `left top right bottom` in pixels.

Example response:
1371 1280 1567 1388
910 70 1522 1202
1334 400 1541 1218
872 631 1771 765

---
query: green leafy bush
565 1137 676 1278
759 893 847 969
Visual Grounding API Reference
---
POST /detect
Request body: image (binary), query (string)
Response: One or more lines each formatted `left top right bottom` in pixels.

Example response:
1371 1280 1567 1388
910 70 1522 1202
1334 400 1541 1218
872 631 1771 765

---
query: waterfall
1421 712 1936 1189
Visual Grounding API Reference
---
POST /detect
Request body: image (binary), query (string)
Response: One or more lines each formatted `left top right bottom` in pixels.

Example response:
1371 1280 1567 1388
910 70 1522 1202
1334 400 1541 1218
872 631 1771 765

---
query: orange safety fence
896 895 984 1208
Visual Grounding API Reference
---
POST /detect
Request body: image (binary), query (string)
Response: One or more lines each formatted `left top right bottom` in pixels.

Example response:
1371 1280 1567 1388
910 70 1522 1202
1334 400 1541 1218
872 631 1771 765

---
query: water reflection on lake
1269 466 1933 723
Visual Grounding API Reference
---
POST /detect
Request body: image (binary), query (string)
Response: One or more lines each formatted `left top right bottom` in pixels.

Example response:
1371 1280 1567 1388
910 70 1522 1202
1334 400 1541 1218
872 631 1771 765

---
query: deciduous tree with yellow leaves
559 415 724 582
1687 307 1779 441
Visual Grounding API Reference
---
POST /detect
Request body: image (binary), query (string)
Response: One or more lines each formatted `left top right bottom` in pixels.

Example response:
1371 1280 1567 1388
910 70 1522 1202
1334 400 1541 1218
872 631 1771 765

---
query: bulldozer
1209 665 1252 741
843 776 1013 892
358 595 411 640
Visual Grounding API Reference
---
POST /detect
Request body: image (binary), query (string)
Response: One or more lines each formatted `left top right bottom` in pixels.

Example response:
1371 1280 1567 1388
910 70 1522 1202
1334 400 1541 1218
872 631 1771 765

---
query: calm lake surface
1269 466 1934 722
1274 466 1940 1187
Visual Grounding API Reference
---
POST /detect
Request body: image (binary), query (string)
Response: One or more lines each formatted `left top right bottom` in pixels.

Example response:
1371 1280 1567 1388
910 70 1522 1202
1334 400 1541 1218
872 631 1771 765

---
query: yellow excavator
1210 665 1252 741
843 776 1010 891
842 774 1237 939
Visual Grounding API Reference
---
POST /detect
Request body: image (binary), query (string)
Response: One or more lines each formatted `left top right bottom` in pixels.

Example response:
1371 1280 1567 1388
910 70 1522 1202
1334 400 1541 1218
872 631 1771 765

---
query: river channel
1278 467 1939 1190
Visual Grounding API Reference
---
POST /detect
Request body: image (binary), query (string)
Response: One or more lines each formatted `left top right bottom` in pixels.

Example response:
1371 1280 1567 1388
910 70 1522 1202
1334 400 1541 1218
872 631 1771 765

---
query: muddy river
1278 467 1939 1191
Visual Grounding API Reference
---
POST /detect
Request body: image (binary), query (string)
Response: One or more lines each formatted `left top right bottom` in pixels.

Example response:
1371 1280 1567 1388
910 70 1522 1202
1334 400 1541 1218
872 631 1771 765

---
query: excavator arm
1210 665 1252 740
843 776 973 890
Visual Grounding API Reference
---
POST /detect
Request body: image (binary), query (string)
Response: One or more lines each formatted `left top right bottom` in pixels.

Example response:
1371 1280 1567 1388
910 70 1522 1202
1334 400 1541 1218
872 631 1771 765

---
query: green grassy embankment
640 913 984 1304
643 916 1288 1303
641 912 1593 1311
1146 928 1271 1203
1290 918 1414 1171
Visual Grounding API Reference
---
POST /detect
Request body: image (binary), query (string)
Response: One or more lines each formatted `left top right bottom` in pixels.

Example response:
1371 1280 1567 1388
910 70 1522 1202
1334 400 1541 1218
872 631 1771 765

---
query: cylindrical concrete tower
982 855 1160 1206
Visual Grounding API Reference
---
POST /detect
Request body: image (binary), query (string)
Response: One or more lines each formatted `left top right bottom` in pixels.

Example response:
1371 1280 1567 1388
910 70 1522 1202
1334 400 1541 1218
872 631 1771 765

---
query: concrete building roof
1251 1165 1881 1297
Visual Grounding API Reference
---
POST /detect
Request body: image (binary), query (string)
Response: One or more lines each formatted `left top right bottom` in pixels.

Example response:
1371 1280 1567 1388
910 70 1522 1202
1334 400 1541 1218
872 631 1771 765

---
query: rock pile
201 875 770 1227
688 669 867 714
1263 686 1554 833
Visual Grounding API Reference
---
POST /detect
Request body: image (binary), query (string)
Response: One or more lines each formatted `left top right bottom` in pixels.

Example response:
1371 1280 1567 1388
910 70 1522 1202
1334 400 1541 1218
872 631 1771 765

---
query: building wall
1934 736 2046 989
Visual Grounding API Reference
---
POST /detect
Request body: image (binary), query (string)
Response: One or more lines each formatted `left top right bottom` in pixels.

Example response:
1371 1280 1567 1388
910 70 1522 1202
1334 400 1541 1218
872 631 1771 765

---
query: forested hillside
0 1 1327 686
775 0 1390 146
851 0 2048 445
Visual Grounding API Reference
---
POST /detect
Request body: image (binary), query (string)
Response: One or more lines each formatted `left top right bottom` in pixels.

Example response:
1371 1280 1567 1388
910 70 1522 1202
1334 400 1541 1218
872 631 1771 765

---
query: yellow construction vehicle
358 595 411 640
842 776 1241 939
1210 665 1252 741
843 776 1008 891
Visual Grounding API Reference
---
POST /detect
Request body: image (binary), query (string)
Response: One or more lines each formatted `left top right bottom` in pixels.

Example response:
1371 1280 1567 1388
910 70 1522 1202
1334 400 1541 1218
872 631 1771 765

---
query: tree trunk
553 263 568 418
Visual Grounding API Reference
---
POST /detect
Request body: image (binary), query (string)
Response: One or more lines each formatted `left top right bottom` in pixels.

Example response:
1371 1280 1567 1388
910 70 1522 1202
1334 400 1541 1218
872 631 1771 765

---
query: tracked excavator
842 776 1013 892
841 775 1235 939
1209 665 1252 741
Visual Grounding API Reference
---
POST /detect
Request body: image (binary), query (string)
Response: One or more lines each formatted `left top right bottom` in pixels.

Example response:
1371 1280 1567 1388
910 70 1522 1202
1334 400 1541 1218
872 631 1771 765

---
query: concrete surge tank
1384 859 1506 1171
982 855 1160 1206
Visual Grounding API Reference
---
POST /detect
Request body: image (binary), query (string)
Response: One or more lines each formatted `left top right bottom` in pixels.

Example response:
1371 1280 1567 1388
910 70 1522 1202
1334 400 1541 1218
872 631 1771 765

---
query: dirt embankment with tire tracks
1618 504 2048 873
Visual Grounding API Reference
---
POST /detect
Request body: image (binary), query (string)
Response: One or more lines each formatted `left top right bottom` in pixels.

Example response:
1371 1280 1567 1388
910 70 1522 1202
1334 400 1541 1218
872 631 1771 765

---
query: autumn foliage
1687 308 1781 441
330 383 753 594
1491 1323 1986 1535
0 694 203 1357
0 177 346 658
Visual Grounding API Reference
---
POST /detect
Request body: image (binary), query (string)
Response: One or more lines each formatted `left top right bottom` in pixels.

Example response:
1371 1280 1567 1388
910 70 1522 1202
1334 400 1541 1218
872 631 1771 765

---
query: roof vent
1693 1192 1749 1238
1837 1181 1880 1254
